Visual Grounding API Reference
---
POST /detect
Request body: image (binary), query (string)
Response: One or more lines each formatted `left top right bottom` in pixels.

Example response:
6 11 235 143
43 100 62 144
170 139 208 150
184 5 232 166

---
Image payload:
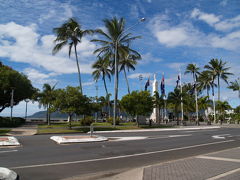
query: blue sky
1 0 240 116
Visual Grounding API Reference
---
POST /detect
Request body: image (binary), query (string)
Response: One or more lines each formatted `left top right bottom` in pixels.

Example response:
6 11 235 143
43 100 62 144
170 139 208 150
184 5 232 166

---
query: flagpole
179 69 184 125
162 72 168 122
212 77 216 124
194 73 199 125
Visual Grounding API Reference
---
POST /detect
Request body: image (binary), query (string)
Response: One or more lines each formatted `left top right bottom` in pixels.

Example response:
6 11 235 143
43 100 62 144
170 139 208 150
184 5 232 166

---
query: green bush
80 116 94 126
106 117 120 125
0 117 25 127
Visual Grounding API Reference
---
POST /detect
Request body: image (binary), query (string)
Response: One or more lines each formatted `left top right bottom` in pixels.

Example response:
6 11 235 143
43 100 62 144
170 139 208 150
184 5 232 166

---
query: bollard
90 124 94 137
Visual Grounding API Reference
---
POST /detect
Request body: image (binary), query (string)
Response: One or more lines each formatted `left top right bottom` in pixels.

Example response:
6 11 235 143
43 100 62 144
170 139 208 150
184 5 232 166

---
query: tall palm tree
52 18 93 93
185 63 200 125
119 53 141 94
228 79 240 98
91 17 141 124
204 59 233 101
38 83 57 125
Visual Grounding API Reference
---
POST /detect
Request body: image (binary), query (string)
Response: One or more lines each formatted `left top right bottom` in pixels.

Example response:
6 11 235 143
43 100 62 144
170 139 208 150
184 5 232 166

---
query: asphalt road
1 127 240 180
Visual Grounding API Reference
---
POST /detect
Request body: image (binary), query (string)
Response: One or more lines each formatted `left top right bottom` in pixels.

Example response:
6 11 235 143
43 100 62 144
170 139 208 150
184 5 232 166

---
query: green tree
228 79 240 99
167 88 185 124
37 83 57 125
204 59 233 101
53 86 91 128
198 96 212 121
119 53 141 94
0 62 36 112
120 91 153 126
216 100 231 121
53 18 93 93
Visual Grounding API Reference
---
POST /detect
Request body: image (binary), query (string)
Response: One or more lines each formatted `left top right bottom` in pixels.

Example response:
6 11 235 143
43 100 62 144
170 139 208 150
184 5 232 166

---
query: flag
145 78 150 91
176 75 180 88
160 75 165 96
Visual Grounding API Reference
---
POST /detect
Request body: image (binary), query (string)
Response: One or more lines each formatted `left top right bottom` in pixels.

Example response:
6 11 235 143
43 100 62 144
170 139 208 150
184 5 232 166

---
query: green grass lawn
37 122 173 134
0 129 10 135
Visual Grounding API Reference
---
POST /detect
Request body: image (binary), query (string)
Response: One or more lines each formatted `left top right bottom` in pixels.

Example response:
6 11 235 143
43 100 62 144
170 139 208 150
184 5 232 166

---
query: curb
50 135 108 144
0 136 20 146
89 126 220 133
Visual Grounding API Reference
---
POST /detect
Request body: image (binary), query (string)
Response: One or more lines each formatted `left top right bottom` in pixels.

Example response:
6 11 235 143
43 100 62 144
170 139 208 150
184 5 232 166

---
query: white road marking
0 150 18 153
212 134 230 139
206 168 240 180
168 134 192 138
197 156 240 163
11 140 234 170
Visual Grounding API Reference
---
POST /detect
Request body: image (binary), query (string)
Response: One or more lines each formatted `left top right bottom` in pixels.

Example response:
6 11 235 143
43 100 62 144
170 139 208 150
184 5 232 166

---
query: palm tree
228 79 240 98
119 53 141 94
216 100 232 123
168 88 183 125
204 59 233 101
185 63 200 125
198 96 212 121
38 83 57 125
198 71 216 98
52 18 93 93
92 56 112 95
92 56 112 117
91 17 141 124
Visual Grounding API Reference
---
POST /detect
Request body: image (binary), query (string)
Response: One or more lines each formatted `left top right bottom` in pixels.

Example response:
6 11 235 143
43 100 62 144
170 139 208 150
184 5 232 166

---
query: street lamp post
113 18 145 126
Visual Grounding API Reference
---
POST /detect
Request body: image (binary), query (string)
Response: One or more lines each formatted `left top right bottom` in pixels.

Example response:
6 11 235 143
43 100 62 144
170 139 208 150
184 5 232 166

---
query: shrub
80 116 94 126
106 117 120 125
0 117 25 127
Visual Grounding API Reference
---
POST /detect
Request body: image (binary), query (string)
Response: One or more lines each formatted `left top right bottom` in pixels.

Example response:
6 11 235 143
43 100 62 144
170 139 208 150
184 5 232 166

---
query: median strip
0 137 20 146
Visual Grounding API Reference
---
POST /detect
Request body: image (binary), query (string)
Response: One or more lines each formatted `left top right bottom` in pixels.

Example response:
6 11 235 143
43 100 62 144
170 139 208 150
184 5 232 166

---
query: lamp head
140 17 146 22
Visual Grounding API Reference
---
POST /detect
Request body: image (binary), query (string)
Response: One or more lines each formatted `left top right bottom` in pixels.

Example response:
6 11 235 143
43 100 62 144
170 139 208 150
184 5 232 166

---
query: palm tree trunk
103 77 111 118
74 44 83 94
113 43 118 126
123 67 130 94
218 75 220 101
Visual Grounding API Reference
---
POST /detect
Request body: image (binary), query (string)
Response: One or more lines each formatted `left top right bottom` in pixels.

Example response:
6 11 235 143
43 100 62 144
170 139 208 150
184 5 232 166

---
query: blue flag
145 78 150 91
160 75 165 96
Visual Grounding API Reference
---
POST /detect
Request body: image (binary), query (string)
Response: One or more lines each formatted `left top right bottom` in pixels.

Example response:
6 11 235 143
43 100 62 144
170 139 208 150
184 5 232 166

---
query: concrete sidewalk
93 147 240 180
7 124 37 136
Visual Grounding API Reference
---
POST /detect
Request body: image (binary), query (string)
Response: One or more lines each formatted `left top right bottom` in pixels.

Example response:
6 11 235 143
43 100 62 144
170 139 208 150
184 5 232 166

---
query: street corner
0 136 20 146
50 135 108 144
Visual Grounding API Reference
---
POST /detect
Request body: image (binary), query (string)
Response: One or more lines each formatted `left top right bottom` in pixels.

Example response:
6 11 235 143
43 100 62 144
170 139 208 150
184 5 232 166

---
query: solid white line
0 150 18 153
197 156 240 163
206 168 240 180
11 140 234 170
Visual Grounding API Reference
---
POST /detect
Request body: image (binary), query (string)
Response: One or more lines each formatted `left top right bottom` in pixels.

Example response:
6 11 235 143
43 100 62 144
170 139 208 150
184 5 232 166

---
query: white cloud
128 73 152 79
191 8 220 26
167 62 186 70
82 81 95 86
214 15 240 32
0 22 96 74
140 52 162 64
220 0 228 7
149 14 240 51
23 68 58 85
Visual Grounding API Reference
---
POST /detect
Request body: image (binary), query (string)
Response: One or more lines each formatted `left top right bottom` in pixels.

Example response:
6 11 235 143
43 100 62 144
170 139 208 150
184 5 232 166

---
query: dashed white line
0 150 18 153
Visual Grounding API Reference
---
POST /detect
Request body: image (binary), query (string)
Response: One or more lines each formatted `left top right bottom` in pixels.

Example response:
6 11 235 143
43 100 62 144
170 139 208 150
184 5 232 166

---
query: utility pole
95 84 98 122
